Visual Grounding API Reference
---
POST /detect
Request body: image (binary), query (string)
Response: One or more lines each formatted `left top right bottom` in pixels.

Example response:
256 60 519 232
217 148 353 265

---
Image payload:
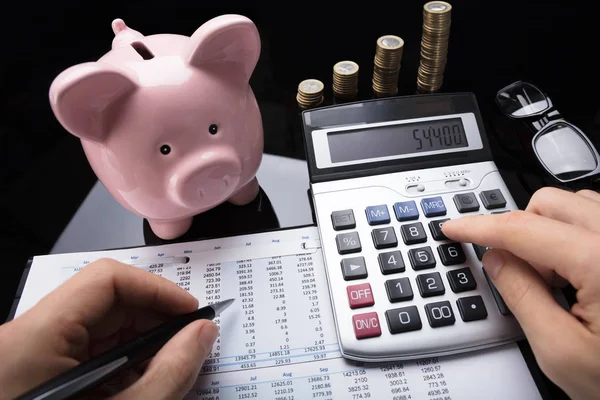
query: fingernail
199 322 219 345
482 250 504 279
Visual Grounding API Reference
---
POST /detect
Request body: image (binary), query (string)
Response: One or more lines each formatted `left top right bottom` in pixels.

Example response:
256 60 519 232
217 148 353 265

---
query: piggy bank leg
147 217 193 240
143 185 279 246
228 177 260 205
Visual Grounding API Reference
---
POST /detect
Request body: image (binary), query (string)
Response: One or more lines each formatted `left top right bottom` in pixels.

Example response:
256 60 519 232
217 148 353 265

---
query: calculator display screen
327 117 468 163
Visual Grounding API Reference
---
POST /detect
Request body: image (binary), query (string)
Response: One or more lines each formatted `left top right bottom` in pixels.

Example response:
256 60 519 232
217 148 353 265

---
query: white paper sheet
16 226 543 399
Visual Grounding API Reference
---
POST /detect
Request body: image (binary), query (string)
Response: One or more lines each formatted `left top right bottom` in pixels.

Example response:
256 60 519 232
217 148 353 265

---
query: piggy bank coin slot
131 41 154 60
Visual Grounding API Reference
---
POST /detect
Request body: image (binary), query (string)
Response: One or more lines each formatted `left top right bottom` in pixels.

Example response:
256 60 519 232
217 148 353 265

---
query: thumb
111 320 219 400
482 249 576 348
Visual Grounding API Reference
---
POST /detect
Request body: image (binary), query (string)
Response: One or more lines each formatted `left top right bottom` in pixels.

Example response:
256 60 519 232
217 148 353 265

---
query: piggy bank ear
49 63 137 143
186 14 261 82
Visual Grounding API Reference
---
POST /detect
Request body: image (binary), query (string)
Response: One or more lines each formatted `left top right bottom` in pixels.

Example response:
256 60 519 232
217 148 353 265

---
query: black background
0 1 598 394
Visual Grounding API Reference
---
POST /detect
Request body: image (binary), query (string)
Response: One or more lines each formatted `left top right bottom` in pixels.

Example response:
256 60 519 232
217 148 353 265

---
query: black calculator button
480 189 507 209
400 222 427 245
365 204 391 225
416 272 445 297
341 257 368 281
385 306 422 334
425 301 455 328
372 227 398 249
457 296 488 321
385 277 414 302
447 267 477 293
408 247 436 270
453 192 480 213
420 196 447 217
492 210 510 214
483 268 512 316
378 251 405 274
429 219 449 241
331 209 356 230
336 232 362 254
437 242 466 265
393 201 419 221
472 244 491 261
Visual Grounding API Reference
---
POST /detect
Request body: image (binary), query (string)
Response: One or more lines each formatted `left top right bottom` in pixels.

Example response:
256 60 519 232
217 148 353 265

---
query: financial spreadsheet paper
15 226 542 400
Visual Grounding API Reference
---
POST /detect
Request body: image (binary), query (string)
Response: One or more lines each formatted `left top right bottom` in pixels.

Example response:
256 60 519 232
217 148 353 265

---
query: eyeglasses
495 81 600 184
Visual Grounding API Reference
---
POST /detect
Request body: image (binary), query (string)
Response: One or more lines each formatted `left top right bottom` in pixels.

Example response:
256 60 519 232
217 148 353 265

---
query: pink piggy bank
49 15 264 240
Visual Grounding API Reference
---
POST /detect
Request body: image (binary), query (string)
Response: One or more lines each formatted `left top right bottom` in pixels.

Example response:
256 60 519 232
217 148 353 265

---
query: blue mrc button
420 196 447 217
393 201 419 221
365 204 390 225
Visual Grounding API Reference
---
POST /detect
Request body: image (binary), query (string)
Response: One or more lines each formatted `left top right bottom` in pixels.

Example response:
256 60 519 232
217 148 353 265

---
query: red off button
352 312 382 339
347 283 375 309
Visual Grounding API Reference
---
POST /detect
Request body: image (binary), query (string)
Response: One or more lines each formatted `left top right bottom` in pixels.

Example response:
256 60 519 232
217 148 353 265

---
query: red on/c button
352 312 382 339
347 283 375 309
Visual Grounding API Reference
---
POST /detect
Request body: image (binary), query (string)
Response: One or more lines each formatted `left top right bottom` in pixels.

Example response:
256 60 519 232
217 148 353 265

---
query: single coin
377 35 404 50
334 61 359 75
298 79 324 94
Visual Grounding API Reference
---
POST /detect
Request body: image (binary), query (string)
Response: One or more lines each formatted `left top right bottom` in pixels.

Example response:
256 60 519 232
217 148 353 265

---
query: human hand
0 258 219 399
441 187 600 400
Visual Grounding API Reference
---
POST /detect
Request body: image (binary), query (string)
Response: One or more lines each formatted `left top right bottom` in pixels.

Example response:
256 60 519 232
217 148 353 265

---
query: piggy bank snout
170 149 243 209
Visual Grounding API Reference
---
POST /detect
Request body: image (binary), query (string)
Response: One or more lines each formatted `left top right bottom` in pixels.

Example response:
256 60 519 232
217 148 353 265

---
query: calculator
301 93 539 362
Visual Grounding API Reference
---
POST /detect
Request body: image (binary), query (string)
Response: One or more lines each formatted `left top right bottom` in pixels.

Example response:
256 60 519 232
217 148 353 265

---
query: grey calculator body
301 93 531 362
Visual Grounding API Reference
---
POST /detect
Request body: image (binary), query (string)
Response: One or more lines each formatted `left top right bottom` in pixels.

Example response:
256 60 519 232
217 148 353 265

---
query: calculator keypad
437 242 466 265
408 247 436 270
372 227 398 249
400 222 427 245
457 295 488 321
428 219 449 240
331 209 356 230
425 301 456 327
393 201 419 221
386 306 422 333
347 283 375 309
416 272 445 297
385 277 414 302
341 257 368 280
420 196 447 217
447 267 477 292
353 312 382 339
336 232 361 254
366 204 391 225
321 182 521 358
378 251 405 274
453 192 480 213
480 189 506 209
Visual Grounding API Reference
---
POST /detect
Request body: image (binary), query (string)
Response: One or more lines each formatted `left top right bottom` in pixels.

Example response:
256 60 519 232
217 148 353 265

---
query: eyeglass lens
496 82 550 117
533 122 598 180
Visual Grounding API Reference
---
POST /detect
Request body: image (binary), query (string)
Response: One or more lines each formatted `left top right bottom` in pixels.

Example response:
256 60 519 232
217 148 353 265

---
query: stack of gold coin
372 35 404 97
333 61 359 100
417 1 452 93
297 79 324 109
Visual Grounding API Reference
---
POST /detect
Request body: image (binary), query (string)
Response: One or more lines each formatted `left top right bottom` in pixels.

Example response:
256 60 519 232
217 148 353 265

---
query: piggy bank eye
160 145 171 155
209 124 218 135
